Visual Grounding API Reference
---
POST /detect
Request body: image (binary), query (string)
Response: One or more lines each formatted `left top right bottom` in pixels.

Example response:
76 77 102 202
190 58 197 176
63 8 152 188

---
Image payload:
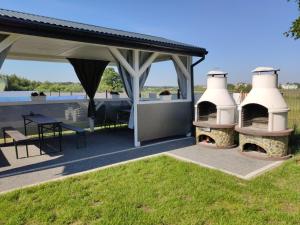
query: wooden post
133 50 140 147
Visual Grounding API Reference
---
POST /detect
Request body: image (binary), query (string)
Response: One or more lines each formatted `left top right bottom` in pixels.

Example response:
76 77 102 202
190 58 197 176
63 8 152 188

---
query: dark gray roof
0 8 207 56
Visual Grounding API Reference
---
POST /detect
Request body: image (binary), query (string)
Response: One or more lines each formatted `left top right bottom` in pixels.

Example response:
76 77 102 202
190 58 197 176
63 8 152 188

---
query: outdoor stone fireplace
197 101 217 123
194 70 236 148
236 67 293 158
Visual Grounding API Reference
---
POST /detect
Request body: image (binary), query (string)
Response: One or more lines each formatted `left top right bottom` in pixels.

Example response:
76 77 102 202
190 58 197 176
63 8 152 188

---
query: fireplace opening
199 135 216 145
198 101 217 123
243 143 267 154
242 104 268 130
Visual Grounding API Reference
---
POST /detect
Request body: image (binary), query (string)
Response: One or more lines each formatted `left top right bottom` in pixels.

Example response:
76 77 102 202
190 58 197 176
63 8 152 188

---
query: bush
159 90 171 96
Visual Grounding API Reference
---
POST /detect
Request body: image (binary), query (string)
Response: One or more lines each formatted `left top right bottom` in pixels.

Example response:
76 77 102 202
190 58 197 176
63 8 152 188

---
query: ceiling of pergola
3 32 171 64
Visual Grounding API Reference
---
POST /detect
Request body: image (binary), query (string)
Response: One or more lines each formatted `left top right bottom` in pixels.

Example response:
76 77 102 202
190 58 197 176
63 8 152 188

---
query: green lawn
0 156 300 225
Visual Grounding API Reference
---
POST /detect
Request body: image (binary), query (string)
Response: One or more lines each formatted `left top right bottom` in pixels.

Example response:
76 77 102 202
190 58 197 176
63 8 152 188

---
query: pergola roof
0 8 207 57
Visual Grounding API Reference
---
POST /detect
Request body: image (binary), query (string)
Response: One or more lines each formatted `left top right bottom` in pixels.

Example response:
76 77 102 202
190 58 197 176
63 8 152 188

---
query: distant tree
235 84 252 93
227 83 235 91
35 82 83 92
0 76 7 91
1 68 124 93
285 0 300 39
99 68 123 92
194 85 206 92
4 74 40 91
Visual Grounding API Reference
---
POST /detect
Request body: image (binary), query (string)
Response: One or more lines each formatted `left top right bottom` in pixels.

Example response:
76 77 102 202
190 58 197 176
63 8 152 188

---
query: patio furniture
0 8 208 148
117 109 131 125
103 103 119 128
2 126 29 159
60 123 86 149
22 114 62 154
95 104 106 127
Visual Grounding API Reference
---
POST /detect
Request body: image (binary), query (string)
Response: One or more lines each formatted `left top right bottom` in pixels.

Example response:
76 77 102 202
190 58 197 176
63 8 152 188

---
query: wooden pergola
0 9 207 147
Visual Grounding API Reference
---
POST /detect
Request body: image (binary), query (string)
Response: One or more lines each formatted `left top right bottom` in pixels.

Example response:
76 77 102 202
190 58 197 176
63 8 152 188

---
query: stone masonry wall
239 133 289 157
196 127 235 148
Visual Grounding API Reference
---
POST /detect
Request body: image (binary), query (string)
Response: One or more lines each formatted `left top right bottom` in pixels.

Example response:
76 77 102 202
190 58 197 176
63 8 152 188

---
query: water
0 91 85 102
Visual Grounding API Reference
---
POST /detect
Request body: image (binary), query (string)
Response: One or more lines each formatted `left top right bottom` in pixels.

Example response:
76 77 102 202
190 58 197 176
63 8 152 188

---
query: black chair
95 104 106 127
104 103 119 128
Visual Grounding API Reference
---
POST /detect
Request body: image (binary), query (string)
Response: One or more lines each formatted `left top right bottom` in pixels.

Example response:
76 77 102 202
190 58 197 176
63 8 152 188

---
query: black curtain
68 58 109 118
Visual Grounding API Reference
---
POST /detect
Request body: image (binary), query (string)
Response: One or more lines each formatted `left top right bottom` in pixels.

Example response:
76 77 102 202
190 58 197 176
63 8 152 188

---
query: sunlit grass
0 156 300 225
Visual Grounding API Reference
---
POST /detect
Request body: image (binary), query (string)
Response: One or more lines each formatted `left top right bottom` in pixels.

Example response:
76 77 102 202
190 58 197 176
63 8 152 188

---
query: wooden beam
133 49 140 147
172 55 190 79
108 47 137 77
0 34 22 53
7 52 67 62
58 45 83 56
137 52 159 77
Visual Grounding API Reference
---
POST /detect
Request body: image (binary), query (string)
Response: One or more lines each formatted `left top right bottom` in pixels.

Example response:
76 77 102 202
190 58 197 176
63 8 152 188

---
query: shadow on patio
0 128 194 192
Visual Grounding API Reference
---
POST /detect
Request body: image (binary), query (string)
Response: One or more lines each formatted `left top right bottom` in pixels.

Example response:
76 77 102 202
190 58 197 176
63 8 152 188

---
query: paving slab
0 129 194 193
166 145 284 179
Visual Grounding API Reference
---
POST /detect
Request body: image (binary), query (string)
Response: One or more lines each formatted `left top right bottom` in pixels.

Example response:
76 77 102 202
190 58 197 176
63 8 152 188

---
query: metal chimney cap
207 70 227 76
252 67 280 73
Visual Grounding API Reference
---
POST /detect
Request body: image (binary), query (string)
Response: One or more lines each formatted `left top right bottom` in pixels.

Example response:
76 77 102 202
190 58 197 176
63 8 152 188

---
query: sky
0 0 299 86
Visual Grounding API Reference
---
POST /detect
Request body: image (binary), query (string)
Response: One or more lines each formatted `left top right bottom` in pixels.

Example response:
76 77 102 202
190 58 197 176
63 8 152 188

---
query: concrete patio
0 129 194 193
0 129 286 193
167 145 285 180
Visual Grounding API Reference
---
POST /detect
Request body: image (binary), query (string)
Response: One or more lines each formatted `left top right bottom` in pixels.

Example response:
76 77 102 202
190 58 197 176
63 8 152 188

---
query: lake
0 91 85 102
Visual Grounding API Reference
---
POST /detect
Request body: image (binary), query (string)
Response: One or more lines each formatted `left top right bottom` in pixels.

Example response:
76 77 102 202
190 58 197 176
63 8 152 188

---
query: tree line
286 0 300 39
0 68 254 94
0 68 124 93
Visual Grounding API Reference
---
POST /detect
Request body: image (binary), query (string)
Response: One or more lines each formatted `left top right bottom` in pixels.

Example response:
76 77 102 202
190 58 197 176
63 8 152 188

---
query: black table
22 114 62 154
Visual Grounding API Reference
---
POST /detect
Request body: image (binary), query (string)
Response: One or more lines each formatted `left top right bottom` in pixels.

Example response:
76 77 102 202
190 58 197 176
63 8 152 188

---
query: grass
0 156 300 225
282 90 300 129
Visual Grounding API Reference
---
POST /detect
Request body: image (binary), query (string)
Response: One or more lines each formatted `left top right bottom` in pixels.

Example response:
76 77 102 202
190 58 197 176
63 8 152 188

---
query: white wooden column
109 47 158 147
133 49 140 147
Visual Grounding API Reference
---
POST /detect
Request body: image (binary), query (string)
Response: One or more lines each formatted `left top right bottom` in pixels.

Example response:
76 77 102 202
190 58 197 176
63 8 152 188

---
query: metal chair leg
25 143 29 157
59 125 62 152
38 125 42 155
3 130 6 144
41 126 44 142
14 141 19 159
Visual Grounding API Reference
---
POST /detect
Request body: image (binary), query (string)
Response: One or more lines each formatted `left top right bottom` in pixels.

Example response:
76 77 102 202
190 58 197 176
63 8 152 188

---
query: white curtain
116 50 152 129
173 56 188 99
139 51 152 89
117 49 134 101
